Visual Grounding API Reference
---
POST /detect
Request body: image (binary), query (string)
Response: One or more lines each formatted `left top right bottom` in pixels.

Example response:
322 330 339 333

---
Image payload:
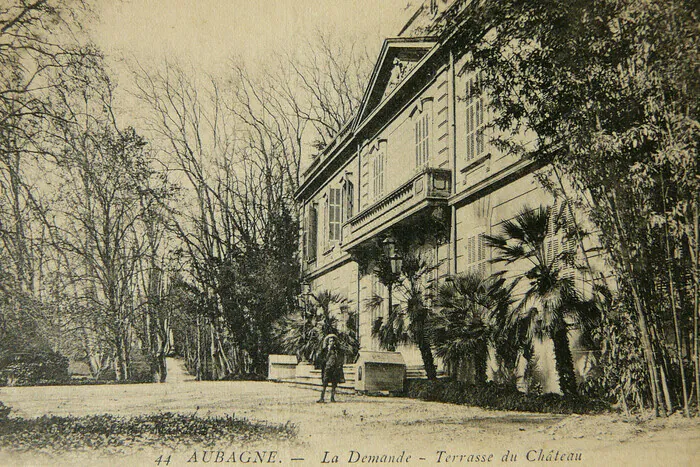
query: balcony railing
342 167 451 250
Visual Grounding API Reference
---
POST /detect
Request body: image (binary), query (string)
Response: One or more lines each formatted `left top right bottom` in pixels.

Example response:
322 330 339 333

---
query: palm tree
277 290 358 365
369 252 438 380
430 272 511 385
484 205 596 396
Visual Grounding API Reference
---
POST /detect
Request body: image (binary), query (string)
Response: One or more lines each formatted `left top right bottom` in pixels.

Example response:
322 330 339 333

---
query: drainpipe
357 264 361 353
449 50 458 276
356 141 363 352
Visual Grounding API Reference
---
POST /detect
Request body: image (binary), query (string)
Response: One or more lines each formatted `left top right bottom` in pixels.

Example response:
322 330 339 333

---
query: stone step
276 380 356 394
279 377 355 390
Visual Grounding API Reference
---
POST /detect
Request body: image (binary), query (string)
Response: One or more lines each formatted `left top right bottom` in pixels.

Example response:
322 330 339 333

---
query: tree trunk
158 353 167 383
609 193 665 415
195 315 202 380
661 174 690 416
473 340 488 386
114 333 129 382
695 206 700 413
417 334 437 380
551 325 577 396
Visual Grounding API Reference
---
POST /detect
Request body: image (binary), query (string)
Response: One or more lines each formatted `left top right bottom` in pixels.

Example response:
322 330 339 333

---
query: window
323 197 328 248
344 179 354 220
328 188 342 243
466 73 486 161
546 200 576 279
372 149 384 200
415 110 430 167
306 204 317 261
466 232 488 276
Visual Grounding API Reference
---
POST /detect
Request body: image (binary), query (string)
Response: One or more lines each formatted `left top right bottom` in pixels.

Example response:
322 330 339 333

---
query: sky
87 0 419 170
91 0 416 73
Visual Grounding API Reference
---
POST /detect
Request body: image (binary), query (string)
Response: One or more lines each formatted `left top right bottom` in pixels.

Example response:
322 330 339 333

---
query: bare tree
0 0 93 360
127 28 373 377
279 30 372 151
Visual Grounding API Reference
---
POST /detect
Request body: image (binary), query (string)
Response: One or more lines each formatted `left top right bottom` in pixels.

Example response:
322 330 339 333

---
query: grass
0 408 296 454
404 379 611 414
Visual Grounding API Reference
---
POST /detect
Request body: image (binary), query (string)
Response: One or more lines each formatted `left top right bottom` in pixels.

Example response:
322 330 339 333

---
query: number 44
155 454 171 465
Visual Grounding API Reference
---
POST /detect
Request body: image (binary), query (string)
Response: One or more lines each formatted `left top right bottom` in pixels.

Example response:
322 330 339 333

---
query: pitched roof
352 37 437 132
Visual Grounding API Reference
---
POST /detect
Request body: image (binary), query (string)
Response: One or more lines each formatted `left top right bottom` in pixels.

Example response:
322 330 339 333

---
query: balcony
342 167 451 251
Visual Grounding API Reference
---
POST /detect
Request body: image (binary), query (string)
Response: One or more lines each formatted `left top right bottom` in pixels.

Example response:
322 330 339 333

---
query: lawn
0 408 296 455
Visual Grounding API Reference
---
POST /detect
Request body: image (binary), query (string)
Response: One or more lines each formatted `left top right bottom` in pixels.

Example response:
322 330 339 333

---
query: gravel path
0 369 698 466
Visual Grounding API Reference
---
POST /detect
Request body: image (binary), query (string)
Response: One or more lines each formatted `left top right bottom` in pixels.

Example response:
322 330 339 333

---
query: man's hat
323 334 338 347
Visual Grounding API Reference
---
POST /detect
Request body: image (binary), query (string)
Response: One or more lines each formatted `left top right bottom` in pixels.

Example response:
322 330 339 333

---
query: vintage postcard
0 0 698 465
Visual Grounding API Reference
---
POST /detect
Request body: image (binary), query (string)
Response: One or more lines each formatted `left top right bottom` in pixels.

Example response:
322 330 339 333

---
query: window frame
410 97 433 169
328 187 342 244
466 72 486 162
370 144 385 201
546 200 576 280
466 230 489 277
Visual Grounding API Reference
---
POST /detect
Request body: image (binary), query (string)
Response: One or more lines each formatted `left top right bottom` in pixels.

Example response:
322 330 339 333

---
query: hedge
404 379 610 414
0 349 69 386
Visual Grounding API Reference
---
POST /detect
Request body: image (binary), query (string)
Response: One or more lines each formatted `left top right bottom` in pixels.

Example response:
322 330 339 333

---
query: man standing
317 334 345 403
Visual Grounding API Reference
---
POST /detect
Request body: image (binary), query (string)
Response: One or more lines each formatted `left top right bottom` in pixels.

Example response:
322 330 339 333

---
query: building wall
455 170 603 392
297 10 606 393
301 156 356 273
310 260 359 328
359 69 450 211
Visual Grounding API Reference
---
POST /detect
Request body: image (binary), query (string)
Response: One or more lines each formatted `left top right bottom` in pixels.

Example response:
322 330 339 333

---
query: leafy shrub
580 311 649 410
0 412 297 453
404 379 610 414
0 402 10 421
0 349 69 386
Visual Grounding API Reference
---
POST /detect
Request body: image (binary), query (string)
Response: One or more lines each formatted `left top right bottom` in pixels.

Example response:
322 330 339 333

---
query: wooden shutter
478 234 487 276
329 188 341 242
344 180 354 220
308 204 317 261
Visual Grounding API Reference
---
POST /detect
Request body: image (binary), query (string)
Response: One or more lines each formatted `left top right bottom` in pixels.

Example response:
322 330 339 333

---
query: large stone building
294 0 602 393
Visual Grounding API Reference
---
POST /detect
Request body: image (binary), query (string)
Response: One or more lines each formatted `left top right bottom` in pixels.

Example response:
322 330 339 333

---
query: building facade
294 0 602 392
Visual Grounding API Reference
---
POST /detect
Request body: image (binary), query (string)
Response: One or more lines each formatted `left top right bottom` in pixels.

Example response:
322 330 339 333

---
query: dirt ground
0 360 698 466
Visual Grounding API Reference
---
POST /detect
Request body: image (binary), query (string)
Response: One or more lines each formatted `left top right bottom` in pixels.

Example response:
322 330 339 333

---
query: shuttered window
328 188 342 243
466 73 486 162
345 180 354 220
546 200 576 279
415 111 430 167
307 204 317 261
466 232 487 276
372 150 384 200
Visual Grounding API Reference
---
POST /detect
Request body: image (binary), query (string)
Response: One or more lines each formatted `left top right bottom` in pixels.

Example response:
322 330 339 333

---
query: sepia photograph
0 0 698 465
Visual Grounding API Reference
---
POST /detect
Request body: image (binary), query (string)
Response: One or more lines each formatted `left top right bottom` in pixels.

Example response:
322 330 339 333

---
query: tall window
466 74 486 161
323 197 328 249
466 232 488 276
415 110 430 167
372 149 384 200
306 204 317 261
344 180 354 220
546 200 576 279
328 188 342 243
